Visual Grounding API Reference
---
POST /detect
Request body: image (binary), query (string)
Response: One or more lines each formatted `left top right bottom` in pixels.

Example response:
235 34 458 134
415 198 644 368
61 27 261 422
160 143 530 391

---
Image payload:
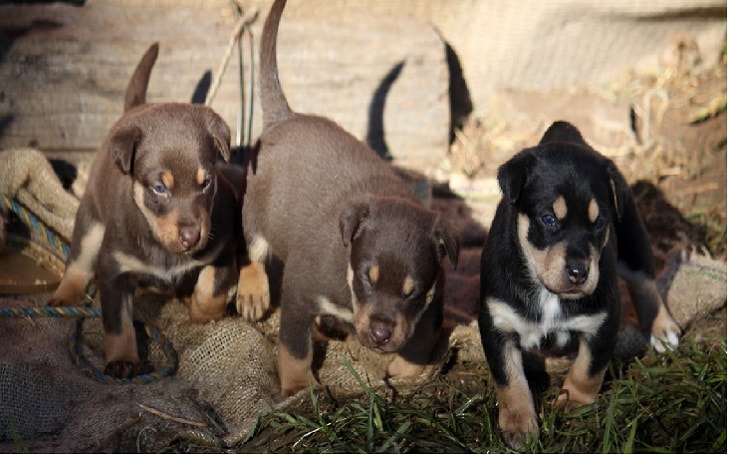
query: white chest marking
316 296 354 323
113 251 204 282
487 290 607 350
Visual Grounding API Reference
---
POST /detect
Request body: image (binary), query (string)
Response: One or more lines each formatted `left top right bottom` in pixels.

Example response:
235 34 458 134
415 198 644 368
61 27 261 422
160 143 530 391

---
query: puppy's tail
124 42 159 112
260 0 294 129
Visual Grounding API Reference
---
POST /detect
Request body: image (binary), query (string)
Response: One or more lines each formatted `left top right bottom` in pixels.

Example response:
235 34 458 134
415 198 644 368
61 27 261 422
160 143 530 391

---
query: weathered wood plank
0 0 449 170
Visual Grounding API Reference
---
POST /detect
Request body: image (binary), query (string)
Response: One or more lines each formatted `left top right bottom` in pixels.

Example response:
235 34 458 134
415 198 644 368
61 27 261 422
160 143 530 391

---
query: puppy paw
236 262 270 321
498 406 539 451
48 264 91 307
104 360 151 379
386 354 426 380
556 388 595 412
650 306 681 352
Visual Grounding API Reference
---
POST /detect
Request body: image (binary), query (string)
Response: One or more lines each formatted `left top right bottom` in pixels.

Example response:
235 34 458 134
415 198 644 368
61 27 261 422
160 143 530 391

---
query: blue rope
1 194 178 384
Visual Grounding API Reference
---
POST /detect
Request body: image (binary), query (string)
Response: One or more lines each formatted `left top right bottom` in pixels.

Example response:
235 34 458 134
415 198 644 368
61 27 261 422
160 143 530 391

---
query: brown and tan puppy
49 43 243 378
239 0 459 397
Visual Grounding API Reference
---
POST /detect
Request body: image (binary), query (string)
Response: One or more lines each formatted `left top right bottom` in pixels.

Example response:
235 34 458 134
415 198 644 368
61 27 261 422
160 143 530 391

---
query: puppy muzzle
356 315 404 353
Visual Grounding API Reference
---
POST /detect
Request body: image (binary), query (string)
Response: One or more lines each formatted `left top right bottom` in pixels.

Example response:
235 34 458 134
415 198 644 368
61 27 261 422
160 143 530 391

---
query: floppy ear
539 120 589 147
433 215 460 268
497 149 535 205
206 110 231 162
606 161 630 221
108 125 143 175
339 201 371 247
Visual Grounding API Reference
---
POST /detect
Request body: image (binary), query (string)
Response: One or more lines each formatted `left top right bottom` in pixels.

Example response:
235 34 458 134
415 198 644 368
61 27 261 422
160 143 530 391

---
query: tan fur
557 338 605 410
495 343 538 449
49 222 104 306
386 352 427 379
588 198 599 223
278 343 317 397
237 261 271 321
518 214 600 297
49 264 92 307
553 196 568 219
402 275 415 296
161 170 174 189
195 167 207 186
103 299 138 365
368 265 380 284
189 264 230 323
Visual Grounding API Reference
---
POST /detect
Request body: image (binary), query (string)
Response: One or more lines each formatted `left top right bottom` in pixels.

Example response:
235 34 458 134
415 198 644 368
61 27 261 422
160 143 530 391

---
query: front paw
499 404 539 451
104 360 151 379
237 262 270 321
386 354 426 380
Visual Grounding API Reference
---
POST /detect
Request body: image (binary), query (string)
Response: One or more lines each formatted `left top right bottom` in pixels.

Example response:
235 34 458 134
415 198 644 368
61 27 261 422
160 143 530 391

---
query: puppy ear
433 216 460 268
607 161 630 220
108 125 143 174
540 120 589 147
497 149 535 205
339 202 370 247
205 110 231 162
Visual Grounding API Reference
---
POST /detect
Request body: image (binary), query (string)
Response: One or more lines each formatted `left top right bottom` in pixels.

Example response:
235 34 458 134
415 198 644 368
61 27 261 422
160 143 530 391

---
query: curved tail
124 42 159 112
260 0 294 129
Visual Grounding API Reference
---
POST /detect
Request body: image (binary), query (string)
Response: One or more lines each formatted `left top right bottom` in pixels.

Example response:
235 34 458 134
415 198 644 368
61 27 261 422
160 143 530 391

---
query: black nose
370 319 393 345
179 226 201 248
566 261 588 285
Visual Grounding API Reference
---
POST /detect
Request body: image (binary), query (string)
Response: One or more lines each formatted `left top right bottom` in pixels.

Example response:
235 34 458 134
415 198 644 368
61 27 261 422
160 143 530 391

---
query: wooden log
0 0 449 170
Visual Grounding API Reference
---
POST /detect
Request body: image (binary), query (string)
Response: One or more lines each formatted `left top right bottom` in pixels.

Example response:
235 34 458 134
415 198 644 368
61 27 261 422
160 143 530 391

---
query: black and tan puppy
49 43 242 378
478 121 681 449
239 0 459 397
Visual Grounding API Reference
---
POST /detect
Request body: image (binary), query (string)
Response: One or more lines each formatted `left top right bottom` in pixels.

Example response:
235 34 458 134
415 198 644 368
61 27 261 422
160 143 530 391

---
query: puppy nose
369 319 392 345
566 261 588 285
179 226 201 248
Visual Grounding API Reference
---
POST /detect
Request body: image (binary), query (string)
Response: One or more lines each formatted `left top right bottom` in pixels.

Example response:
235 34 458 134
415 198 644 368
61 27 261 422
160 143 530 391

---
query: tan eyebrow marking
196 167 207 186
402 276 415 296
161 170 174 189
553 196 568 219
368 265 379 284
588 198 599 223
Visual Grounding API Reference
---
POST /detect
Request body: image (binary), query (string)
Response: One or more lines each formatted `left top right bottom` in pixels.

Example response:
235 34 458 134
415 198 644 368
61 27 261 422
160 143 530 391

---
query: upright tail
124 42 159 112
260 0 294 129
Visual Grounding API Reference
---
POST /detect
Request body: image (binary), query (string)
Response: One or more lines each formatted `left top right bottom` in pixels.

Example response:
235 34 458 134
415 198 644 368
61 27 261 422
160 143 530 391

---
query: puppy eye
151 183 168 196
541 213 557 227
594 216 606 231
201 175 213 190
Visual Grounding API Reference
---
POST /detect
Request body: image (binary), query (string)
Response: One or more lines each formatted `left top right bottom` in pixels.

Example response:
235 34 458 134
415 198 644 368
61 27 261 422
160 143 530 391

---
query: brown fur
49 43 244 378
241 0 459 397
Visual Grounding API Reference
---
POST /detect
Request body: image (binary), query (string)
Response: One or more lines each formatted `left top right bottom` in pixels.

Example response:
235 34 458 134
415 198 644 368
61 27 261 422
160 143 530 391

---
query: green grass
240 332 726 453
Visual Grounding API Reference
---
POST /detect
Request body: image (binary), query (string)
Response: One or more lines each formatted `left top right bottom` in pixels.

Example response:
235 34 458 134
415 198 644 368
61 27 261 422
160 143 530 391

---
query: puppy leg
387 290 443 379
237 234 271 321
278 341 317 398
557 337 607 411
278 291 318 397
99 273 141 378
494 342 539 450
49 219 105 307
620 265 681 352
189 260 237 323
480 301 537 450
614 177 681 351
237 261 270 321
